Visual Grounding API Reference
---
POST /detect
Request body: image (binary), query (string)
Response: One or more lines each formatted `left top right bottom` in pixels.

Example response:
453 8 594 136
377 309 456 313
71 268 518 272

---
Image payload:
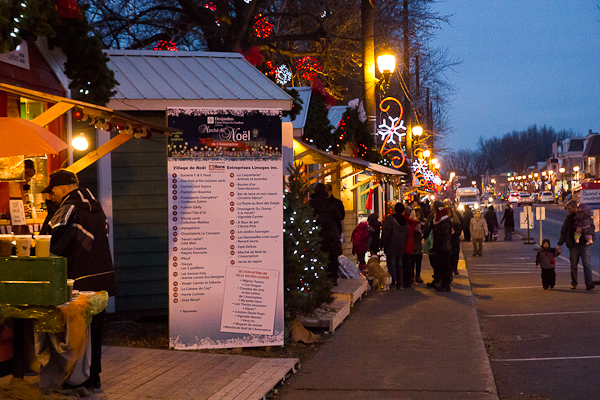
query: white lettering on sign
0 41 30 70
581 190 600 206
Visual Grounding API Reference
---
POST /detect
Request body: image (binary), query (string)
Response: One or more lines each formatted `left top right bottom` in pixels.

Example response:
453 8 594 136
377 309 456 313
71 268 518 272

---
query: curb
459 243 501 399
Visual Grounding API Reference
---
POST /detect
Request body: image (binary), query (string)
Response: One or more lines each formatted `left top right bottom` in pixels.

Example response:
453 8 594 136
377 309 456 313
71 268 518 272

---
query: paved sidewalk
278 253 498 400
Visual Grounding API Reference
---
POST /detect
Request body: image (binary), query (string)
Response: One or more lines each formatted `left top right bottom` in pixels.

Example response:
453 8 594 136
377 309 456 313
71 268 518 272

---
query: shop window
20 98 46 121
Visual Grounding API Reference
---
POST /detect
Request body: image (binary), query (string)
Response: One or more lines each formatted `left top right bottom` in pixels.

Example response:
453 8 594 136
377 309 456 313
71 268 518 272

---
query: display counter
0 291 108 383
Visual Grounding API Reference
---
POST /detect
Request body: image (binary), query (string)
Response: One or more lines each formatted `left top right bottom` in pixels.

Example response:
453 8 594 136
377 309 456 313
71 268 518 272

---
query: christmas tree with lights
284 163 333 323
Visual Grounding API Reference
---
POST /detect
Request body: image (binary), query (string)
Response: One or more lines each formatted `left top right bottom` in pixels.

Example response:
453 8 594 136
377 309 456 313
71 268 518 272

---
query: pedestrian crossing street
467 254 600 278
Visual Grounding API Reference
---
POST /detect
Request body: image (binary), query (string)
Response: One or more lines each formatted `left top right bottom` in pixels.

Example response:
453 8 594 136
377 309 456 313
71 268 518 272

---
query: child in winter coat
536 238 560 289
351 221 370 272
574 203 594 245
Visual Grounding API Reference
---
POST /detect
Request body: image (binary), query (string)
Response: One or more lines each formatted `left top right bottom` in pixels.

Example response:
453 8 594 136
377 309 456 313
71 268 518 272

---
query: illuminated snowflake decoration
411 158 429 175
276 65 291 85
377 116 406 144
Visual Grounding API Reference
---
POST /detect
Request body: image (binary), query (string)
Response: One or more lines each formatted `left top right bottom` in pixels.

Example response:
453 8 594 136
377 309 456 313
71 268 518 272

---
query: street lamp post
559 167 566 199
573 165 580 188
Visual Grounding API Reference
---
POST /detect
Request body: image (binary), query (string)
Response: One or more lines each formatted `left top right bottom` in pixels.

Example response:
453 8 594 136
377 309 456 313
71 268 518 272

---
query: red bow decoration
55 0 82 18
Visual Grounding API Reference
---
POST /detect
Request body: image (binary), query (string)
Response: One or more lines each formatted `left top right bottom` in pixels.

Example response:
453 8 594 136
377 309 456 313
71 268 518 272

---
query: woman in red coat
351 221 370 272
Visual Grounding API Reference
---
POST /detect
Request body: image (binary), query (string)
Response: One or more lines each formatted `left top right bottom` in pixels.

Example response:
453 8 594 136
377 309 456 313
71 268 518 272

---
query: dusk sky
432 1 600 151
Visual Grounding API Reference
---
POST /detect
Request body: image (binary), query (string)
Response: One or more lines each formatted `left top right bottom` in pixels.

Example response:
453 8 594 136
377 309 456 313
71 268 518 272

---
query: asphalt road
466 201 600 399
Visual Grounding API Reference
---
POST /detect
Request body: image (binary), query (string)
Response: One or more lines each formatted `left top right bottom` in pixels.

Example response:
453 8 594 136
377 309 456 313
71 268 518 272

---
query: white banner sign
581 189 600 207
520 210 534 229
167 107 284 349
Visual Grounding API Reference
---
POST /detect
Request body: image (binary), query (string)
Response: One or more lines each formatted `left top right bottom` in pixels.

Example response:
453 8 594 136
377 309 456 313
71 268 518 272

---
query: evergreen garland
334 107 377 159
283 162 333 323
0 0 117 105
303 90 334 152
282 87 302 122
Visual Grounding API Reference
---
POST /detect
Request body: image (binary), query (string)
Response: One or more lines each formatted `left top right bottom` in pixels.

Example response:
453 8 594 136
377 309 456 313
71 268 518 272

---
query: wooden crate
301 300 350 333
0 257 67 306
332 278 368 306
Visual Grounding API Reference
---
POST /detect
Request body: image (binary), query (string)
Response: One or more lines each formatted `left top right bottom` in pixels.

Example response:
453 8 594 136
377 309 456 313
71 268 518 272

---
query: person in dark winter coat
412 208 425 282
367 212 381 255
424 201 453 292
326 184 345 236
484 205 499 242
501 204 515 240
557 200 595 290
309 183 343 286
42 170 117 390
462 205 473 241
446 202 463 276
536 238 560 289
380 203 409 289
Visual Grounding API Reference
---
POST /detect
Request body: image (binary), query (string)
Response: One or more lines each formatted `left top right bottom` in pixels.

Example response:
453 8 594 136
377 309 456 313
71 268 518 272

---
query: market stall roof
0 82 178 173
327 105 348 128
282 87 311 133
105 50 293 111
293 139 339 165
335 154 406 176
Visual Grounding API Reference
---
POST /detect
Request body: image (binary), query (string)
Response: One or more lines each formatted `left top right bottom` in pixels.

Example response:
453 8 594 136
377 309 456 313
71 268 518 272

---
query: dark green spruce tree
283 163 333 323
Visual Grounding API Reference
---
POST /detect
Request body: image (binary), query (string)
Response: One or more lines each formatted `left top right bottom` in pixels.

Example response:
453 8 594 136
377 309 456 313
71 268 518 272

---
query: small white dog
367 255 392 290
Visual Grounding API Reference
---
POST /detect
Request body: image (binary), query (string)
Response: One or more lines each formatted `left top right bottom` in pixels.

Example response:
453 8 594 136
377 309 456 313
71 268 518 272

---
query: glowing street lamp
377 48 396 92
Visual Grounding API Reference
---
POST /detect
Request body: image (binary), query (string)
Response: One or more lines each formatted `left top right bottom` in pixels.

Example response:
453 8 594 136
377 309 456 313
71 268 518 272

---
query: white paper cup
67 279 74 301
14 235 32 257
0 234 13 257
35 235 51 257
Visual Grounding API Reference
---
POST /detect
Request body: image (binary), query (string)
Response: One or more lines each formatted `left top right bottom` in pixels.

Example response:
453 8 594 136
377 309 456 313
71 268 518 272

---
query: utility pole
402 0 413 177
362 0 376 136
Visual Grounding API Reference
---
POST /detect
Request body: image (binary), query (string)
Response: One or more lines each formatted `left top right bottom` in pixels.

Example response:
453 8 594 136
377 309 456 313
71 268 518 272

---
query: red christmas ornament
115 123 124 131
297 57 322 81
253 14 274 38
105 122 114 131
72 110 84 120
154 40 178 51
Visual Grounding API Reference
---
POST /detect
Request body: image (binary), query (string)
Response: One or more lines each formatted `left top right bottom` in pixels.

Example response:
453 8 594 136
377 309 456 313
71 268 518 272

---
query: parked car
508 192 520 204
539 191 554 203
517 192 533 206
